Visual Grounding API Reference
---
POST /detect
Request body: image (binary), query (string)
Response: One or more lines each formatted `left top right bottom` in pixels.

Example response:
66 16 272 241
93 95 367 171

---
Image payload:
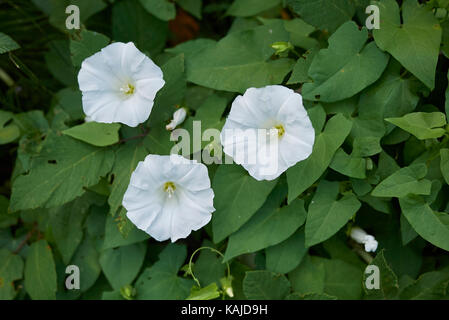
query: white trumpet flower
166 108 187 130
350 227 378 253
78 42 165 127
122 154 215 242
220 85 315 181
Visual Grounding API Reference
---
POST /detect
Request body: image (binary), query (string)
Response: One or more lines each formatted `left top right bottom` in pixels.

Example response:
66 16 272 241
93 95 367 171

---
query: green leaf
373 0 442 89
139 0 176 21
70 30 110 67
227 0 280 17
363 250 399 299
70 236 101 292
49 195 92 264
108 141 148 216
99 242 147 290
243 271 291 300
357 61 419 133
305 180 361 247
400 269 449 299
112 0 168 57
212 164 278 243
265 229 307 274
400 195 449 252
0 32 20 54
224 186 307 261
10 132 115 211
24 240 57 300
287 292 337 300
62 122 121 147
102 214 149 250
286 0 355 33
321 258 363 299
175 0 202 19
0 249 24 300
186 22 294 93
329 148 366 179
193 244 227 288
0 110 20 145
302 21 389 102
289 255 363 299
371 164 432 198
136 244 194 299
186 283 221 300
31 0 106 32
440 148 449 185
287 113 352 203
400 213 418 245
385 112 447 140
0 196 17 228
287 47 318 84
55 88 84 121
149 54 186 126
45 40 77 87
288 255 325 294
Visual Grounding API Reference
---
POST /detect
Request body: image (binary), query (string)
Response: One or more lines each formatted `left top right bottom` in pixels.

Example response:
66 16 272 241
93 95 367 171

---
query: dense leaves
2 0 449 301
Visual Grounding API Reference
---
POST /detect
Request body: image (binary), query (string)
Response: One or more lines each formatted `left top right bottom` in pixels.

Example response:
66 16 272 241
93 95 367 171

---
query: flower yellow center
163 181 176 198
120 83 135 96
273 124 285 137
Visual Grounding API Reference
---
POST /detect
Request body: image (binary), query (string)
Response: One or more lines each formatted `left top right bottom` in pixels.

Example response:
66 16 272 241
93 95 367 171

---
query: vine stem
117 127 149 144
188 246 231 289
13 222 37 254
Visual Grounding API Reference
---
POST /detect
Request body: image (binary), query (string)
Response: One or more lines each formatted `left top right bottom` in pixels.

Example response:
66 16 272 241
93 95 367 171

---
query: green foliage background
1 0 449 300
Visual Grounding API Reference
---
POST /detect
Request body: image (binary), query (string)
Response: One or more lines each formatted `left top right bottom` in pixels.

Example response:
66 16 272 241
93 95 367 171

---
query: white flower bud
350 226 378 253
166 108 187 131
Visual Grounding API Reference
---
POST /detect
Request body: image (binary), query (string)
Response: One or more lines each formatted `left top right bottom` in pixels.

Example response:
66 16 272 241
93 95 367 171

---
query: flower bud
271 41 294 55
350 226 378 252
166 107 187 131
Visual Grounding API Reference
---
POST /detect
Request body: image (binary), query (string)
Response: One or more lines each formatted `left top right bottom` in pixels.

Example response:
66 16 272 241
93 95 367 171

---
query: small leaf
363 250 399 299
305 180 361 247
243 271 291 300
373 0 442 89
139 0 176 21
385 112 447 140
287 113 352 202
0 32 20 54
212 164 278 243
371 164 432 198
99 242 147 290
0 249 24 300
265 229 307 274
24 240 57 300
186 283 221 300
135 244 194 300
400 195 449 252
70 30 110 67
63 122 121 147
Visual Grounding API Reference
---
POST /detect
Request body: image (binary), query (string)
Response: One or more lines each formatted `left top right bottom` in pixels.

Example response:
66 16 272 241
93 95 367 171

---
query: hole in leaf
48 160 57 164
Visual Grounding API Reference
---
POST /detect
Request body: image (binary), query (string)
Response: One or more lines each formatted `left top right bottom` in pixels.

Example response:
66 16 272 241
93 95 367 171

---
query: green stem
188 246 231 289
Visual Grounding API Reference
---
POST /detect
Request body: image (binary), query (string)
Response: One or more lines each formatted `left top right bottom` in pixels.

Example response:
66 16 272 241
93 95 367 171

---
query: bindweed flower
78 42 165 127
350 226 378 253
220 85 315 181
166 107 187 130
122 154 215 242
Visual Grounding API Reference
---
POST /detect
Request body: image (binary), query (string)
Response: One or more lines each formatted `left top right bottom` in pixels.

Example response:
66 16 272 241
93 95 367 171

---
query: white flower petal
122 154 215 242
78 42 165 127
221 85 315 180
